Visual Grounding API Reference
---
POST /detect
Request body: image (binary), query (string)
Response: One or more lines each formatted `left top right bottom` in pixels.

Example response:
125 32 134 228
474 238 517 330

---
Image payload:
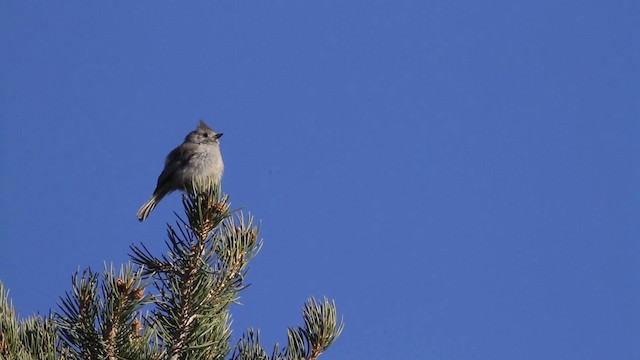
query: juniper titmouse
137 120 224 221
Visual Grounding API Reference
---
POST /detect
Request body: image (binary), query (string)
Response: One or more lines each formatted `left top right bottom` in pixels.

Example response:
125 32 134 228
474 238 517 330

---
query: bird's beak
215 133 223 139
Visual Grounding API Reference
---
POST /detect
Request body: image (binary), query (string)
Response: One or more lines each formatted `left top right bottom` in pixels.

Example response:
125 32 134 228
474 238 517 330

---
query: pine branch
232 297 343 360
0 282 60 360
56 270 102 359
130 183 261 360
282 297 343 360
54 265 156 360
1 180 344 359
300 297 343 359
232 330 269 360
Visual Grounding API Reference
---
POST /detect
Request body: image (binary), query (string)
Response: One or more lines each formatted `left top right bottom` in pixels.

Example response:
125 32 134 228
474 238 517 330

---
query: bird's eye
203 133 209 137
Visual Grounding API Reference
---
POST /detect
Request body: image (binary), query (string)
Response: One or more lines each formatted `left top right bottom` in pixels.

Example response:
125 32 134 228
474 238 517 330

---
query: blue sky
1 1 638 359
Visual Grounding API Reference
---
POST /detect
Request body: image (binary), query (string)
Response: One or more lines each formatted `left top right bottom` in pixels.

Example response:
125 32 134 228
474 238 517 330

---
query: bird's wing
154 145 196 192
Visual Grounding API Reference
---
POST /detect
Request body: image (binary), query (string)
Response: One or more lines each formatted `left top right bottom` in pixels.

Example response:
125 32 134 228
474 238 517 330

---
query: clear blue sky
1 2 638 359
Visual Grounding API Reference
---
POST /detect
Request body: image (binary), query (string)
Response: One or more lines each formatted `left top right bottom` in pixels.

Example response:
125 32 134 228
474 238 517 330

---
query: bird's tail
137 195 160 222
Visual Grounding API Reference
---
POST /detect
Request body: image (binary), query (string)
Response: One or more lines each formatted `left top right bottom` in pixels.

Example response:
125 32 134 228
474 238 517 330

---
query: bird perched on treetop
137 120 224 222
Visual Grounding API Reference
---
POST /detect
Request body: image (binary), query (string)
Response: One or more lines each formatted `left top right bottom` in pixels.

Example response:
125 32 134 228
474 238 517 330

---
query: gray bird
137 120 224 221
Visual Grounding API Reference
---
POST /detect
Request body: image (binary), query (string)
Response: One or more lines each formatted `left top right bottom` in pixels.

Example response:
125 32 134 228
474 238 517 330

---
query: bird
137 120 224 221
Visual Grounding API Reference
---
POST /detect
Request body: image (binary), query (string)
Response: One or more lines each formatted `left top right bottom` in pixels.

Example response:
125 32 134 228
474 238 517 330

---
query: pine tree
0 184 343 360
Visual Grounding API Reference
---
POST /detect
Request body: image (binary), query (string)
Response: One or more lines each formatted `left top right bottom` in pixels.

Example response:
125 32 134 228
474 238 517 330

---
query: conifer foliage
0 185 343 360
